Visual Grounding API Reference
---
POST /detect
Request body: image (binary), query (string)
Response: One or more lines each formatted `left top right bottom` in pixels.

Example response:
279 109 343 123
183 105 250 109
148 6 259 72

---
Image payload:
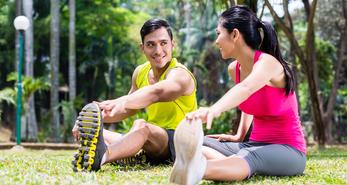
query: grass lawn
0 145 346 185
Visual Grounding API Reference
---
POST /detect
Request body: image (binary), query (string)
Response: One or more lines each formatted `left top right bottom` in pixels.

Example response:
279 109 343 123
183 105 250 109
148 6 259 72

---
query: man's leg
73 103 171 172
103 129 123 146
104 119 171 164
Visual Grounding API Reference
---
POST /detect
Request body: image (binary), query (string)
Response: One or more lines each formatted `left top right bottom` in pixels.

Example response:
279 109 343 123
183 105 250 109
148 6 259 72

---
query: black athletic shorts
146 129 176 165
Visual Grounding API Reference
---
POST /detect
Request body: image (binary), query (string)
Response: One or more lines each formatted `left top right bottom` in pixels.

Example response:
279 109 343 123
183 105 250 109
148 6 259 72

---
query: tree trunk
68 0 76 143
69 0 76 105
248 0 257 12
333 115 342 143
23 0 38 142
323 0 347 144
50 0 61 143
283 0 302 115
185 0 191 49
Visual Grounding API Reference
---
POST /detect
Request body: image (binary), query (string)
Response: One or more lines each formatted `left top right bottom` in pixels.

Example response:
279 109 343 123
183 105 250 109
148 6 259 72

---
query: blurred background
0 0 346 147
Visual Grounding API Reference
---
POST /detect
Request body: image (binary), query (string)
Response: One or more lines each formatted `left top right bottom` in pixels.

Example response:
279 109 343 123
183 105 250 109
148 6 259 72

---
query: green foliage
0 87 16 106
199 99 234 135
5 72 50 103
0 72 50 112
38 111 53 143
117 109 148 134
55 100 75 143
203 109 234 135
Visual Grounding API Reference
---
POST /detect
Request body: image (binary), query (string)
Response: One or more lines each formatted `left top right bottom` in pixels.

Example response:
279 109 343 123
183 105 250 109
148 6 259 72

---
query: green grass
0 145 346 185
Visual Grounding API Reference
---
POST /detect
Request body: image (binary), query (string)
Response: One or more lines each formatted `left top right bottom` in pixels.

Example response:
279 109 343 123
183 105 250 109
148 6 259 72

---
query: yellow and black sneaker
72 103 107 172
111 149 149 166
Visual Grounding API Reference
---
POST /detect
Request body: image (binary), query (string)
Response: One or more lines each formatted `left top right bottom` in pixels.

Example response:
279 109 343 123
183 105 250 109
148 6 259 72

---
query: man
71 19 197 172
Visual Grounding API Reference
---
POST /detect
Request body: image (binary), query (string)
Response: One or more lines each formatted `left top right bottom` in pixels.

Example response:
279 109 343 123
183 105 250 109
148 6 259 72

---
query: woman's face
215 22 235 59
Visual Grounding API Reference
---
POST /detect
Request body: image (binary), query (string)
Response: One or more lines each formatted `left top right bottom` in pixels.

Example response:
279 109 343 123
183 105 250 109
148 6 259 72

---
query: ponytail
258 21 295 96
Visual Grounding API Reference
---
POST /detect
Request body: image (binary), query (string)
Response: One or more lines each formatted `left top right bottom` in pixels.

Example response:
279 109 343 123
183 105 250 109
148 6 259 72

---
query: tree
50 0 60 142
68 0 76 141
264 0 325 145
265 0 347 146
23 0 38 142
68 0 76 108
319 0 347 143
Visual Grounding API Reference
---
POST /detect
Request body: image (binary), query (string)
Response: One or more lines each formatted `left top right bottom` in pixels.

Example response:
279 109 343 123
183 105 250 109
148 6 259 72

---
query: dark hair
220 5 295 96
140 19 173 44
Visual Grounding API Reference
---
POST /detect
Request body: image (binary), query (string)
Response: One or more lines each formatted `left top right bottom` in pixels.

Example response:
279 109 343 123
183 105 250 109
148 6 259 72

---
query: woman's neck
234 47 257 73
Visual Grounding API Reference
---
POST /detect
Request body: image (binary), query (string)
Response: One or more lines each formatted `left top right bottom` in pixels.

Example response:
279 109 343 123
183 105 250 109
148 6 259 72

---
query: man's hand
93 97 128 117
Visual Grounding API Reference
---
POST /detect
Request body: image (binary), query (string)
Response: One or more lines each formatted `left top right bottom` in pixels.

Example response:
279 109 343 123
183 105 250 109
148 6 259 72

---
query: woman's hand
205 134 241 142
185 107 221 130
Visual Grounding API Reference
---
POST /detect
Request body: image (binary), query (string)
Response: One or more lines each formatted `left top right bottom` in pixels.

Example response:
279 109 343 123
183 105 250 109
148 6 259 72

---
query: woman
169 5 306 185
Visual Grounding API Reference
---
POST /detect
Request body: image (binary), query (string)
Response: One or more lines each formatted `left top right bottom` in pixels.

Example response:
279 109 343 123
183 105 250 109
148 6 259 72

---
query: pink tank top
236 51 306 154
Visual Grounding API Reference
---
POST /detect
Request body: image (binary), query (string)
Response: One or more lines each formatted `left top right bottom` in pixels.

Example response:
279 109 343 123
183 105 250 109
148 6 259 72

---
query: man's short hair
140 19 173 43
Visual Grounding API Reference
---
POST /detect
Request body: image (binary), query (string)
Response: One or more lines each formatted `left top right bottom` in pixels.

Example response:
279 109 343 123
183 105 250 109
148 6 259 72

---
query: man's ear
172 39 175 50
140 43 145 54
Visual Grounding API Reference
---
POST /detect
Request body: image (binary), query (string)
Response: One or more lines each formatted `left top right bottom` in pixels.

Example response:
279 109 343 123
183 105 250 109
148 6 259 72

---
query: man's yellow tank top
136 58 197 130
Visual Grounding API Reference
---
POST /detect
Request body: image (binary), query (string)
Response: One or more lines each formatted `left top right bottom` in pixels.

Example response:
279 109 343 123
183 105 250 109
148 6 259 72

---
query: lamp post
14 16 30 145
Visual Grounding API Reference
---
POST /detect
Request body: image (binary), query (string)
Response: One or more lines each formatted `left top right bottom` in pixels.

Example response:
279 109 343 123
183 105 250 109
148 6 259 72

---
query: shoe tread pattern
113 149 148 166
72 103 103 172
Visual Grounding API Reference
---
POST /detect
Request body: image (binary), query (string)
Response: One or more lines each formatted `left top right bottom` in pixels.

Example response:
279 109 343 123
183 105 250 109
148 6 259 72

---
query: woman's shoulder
256 53 282 69
228 60 238 82
258 52 278 63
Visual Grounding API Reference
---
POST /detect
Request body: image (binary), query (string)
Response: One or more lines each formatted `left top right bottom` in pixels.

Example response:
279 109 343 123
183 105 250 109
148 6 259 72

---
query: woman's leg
203 156 249 181
202 142 306 181
238 144 306 176
202 146 227 159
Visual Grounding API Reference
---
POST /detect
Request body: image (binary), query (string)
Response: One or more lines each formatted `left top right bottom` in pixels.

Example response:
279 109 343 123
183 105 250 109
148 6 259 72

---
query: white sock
100 153 106 165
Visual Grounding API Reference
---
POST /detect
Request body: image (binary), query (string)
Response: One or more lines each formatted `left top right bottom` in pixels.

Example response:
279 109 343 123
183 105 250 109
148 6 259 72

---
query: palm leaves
0 72 50 111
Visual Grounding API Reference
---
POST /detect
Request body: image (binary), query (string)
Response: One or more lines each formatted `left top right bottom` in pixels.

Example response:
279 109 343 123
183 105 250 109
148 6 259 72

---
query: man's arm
101 67 195 117
96 65 142 123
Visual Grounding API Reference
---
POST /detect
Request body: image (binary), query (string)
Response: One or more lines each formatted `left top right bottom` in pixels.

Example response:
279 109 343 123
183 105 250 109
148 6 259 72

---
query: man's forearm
103 109 139 123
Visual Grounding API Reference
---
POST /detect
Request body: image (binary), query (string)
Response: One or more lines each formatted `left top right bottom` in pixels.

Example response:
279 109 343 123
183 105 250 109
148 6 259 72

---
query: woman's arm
206 111 253 142
186 53 284 129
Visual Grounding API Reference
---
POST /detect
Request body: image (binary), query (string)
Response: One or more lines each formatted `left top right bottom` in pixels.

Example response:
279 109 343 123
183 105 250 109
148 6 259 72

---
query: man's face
140 27 175 69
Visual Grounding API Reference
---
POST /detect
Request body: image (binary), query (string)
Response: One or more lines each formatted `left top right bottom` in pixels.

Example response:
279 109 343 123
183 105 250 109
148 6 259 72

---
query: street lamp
13 16 30 145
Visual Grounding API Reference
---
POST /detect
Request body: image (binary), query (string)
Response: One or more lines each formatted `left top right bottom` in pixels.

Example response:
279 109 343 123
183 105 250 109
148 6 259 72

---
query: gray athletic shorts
203 137 306 178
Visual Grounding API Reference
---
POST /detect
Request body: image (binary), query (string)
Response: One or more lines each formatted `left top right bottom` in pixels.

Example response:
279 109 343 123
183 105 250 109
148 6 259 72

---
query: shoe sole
72 103 102 172
169 118 202 185
115 149 147 166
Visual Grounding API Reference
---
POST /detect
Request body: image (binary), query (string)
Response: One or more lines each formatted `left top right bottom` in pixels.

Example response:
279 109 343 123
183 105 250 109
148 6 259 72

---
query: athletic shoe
111 149 149 166
71 103 107 172
169 118 207 185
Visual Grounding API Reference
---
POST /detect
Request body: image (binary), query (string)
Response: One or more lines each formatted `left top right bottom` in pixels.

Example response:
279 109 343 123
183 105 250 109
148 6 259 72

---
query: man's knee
131 119 150 133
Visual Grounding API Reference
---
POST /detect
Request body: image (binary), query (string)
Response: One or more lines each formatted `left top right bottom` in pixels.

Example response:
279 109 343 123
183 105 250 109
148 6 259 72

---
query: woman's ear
232 29 240 41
